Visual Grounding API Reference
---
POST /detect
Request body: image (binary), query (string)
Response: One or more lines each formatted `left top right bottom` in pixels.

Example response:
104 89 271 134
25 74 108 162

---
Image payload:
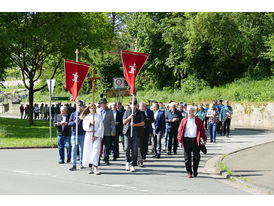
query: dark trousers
203 117 208 130
168 128 178 153
216 120 221 133
142 129 150 159
138 133 144 162
222 118 231 137
183 138 200 175
103 136 112 161
34 113 39 120
112 134 120 158
124 135 139 166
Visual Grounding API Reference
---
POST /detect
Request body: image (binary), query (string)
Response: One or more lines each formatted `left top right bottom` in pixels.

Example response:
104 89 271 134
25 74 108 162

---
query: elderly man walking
152 102 166 159
110 102 123 161
139 102 154 163
177 105 207 178
54 106 71 164
165 102 182 155
98 97 116 165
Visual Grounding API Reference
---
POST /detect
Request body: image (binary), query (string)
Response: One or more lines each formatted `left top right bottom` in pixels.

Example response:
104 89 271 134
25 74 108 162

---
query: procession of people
52 96 232 178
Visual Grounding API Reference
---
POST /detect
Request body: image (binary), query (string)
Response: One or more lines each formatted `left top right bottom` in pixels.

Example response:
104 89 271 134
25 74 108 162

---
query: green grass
219 161 233 176
17 76 274 104
135 77 274 103
0 118 57 148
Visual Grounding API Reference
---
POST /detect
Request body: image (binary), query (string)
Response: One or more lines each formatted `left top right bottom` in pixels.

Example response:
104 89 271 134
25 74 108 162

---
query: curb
0 146 58 149
204 140 274 195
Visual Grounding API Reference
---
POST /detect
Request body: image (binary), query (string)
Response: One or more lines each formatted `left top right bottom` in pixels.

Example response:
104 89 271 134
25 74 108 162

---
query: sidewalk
203 128 274 194
223 141 274 194
0 113 21 119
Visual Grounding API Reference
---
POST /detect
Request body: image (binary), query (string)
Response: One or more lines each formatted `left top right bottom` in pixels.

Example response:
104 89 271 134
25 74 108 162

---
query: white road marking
103 184 149 193
103 184 125 187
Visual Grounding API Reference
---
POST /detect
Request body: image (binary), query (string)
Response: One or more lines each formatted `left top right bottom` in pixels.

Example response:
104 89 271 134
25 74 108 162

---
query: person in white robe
81 104 104 175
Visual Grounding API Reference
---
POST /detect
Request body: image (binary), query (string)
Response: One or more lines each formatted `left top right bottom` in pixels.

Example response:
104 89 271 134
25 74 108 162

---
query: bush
181 75 209 95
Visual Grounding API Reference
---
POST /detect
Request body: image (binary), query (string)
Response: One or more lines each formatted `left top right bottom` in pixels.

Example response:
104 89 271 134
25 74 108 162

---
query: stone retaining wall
3 101 274 129
230 103 274 129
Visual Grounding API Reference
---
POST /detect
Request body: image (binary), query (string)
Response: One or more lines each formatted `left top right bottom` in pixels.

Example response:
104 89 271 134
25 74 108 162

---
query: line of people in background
52 97 232 177
19 103 76 122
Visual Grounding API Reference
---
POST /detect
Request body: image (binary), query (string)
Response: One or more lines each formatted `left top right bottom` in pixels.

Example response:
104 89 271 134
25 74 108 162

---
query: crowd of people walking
19 98 233 178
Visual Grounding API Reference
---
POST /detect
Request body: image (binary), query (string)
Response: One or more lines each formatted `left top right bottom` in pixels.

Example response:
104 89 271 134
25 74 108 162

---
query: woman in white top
81 104 104 175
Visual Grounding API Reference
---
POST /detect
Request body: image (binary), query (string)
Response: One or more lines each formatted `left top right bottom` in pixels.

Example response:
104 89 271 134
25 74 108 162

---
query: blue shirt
68 112 86 136
220 105 233 121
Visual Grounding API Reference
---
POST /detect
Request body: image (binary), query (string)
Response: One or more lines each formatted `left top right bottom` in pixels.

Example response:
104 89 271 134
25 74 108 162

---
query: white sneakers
125 162 130 171
130 166 135 172
93 167 101 175
125 162 136 172
87 166 101 175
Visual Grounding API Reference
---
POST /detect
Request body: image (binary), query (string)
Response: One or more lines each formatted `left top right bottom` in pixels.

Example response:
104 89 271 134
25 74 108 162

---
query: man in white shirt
177 105 207 178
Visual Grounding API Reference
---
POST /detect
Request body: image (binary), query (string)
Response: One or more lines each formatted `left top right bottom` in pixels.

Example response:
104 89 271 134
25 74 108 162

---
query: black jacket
144 108 154 134
54 114 71 136
114 110 123 135
123 109 144 137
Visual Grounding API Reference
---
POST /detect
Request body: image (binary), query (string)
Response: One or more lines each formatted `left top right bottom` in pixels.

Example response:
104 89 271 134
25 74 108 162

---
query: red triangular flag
64 59 90 101
121 50 149 95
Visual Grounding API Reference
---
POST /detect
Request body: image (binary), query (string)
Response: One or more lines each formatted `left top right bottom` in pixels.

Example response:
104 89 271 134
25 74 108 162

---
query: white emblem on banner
72 72 79 83
129 63 136 74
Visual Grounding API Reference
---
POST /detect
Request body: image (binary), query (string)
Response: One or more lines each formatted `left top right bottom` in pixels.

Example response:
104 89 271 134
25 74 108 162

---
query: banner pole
49 79 52 141
130 94 134 138
130 39 138 138
75 49 79 146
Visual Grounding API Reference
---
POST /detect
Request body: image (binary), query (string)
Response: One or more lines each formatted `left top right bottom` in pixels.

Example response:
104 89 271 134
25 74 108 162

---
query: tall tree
0 12 114 125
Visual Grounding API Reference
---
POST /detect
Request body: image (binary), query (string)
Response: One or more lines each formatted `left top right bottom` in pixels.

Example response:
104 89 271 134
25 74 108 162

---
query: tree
0 12 114 125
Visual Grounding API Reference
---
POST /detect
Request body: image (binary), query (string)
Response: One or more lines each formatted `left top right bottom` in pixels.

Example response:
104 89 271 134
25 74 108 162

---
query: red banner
64 59 90 101
121 50 149 95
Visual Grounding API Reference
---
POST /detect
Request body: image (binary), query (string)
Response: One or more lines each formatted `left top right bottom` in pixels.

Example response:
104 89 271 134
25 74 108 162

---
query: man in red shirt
177 105 207 178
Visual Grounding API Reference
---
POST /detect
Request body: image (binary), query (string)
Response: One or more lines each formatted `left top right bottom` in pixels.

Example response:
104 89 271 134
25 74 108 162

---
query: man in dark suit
165 102 182 155
152 102 166 158
117 101 125 150
139 102 154 163
110 102 123 161
99 98 116 165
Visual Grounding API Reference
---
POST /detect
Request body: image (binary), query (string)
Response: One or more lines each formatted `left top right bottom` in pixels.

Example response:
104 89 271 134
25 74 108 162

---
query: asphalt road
0 129 273 195
224 141 274 194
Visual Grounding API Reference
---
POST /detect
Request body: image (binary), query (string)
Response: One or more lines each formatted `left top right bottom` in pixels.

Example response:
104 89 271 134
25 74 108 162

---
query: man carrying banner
68 100 86 171
123 98 145 172
64 58 90 168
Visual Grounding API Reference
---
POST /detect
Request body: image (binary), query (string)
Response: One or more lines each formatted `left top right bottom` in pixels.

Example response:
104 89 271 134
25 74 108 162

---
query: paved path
224 141 274 194
0 129 273 195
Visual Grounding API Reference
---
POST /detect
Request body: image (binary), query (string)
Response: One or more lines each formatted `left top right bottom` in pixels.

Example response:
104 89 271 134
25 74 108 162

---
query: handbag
199 138 207 154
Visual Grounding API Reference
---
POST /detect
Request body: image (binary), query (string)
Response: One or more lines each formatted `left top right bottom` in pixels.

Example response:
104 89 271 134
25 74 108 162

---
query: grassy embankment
0 118 57 148
32 76 274 104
